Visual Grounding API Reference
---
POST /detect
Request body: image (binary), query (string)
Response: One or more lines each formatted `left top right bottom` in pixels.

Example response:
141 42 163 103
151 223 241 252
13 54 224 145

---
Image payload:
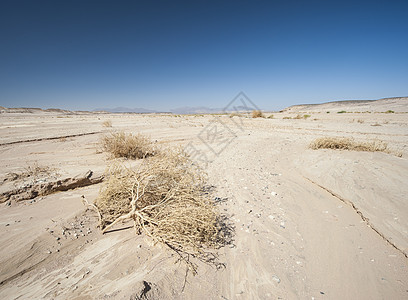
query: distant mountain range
94 105 256 114
2 97 407 114
93 107 158 113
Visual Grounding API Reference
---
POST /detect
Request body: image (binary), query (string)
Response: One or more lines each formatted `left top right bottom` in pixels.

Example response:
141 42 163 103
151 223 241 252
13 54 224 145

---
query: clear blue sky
0 0 407 111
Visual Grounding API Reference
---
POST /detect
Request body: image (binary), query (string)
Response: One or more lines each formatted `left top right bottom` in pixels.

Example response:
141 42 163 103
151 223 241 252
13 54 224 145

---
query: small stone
272 275 281 283
5 223 10 227
280 222 285 228
56 237 60 241
271 192 278 196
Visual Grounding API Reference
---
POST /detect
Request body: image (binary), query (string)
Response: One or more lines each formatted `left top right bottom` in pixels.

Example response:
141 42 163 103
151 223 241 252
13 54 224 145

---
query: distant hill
283 97 408 113
0 107 72 114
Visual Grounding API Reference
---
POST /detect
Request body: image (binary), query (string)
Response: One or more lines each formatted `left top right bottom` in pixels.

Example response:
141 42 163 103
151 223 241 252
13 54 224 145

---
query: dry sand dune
0 99 407 299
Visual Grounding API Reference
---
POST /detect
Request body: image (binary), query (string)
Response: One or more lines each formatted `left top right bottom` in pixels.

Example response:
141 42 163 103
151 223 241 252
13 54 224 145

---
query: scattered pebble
280 222 285 229
272 275 281 283
271 192 278 196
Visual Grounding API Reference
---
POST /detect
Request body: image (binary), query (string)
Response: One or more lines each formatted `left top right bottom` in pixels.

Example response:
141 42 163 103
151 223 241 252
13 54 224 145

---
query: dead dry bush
310 137 389 153
251 110 264 118
95 148 221 256
102 120 112 127
101 131 156 159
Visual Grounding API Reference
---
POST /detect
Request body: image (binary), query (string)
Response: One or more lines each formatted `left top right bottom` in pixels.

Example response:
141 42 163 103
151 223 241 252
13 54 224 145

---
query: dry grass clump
102 120 112 127
310 137 389 153
95 148 219 255
251 110 264 118
101 131 155 159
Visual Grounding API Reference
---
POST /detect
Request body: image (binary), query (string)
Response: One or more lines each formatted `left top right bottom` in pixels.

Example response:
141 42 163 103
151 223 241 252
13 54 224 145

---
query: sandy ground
0 105 407 299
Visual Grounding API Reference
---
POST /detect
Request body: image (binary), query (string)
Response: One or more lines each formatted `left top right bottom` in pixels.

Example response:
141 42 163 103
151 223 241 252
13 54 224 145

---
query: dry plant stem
81 196 102 224
102 179 147 233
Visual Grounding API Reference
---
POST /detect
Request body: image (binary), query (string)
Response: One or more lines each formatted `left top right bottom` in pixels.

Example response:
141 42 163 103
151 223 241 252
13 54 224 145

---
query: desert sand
0 98 407 299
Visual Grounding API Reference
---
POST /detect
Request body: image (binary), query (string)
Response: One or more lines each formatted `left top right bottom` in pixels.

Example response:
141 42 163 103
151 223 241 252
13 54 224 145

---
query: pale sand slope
0 105 407 299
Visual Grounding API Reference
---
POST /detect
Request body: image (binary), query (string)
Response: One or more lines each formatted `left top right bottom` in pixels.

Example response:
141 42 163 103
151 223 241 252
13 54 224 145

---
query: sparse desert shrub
267 114 274 119
385 110 395 113
95 148 219 255
303 114 311 119
326 111 330 113
102 120 112 127
283 116 291 119
310 137 389 153
293 114 302 119
357 119 364 123
101 131 155 159
337 110 347 114
251 110 264 118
